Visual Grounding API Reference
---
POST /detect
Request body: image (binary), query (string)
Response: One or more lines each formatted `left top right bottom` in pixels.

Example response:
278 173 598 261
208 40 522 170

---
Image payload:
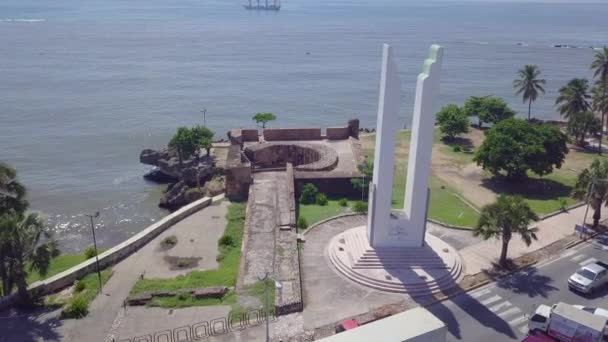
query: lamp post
85 211 103 293
258 272 282 342
201 108 207 127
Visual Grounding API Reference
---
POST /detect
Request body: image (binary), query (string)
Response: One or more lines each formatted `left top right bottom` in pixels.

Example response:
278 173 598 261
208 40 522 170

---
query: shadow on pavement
496 267 557 298
0 305 63 342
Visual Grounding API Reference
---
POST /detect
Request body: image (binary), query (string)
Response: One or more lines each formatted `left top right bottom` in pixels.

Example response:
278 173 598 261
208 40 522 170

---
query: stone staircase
327 227 463 294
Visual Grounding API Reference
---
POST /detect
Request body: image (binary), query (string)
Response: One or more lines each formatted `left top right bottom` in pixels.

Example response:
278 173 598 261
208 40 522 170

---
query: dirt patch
163 256 202 270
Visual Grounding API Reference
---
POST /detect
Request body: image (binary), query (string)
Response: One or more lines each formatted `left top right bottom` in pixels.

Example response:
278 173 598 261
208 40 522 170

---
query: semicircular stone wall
244 142 338 171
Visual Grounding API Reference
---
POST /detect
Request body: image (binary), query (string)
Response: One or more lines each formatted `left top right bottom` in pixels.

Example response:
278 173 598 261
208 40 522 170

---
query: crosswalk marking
562 250 577 258
471 288 491 299
481 295 502 306
489 301 512 313
508 315 527 326
498 307 521 319
580 257 598 266
571 254 586 262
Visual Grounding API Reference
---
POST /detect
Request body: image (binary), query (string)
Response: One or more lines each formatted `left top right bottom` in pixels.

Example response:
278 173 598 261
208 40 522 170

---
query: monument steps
328 247 462 294
327 227 463 294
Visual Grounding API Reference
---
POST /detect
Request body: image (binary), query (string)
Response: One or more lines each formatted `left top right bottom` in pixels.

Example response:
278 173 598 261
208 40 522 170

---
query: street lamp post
201 109 207 127
258 272 282 342
85 211 103 293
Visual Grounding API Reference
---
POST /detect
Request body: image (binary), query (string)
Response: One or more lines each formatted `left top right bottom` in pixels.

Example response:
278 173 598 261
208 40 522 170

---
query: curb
427 218 473 231
302 213 362 236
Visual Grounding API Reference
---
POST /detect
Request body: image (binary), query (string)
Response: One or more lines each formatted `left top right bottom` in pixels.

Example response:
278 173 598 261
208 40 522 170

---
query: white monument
327 44 462 293
367 44 443 248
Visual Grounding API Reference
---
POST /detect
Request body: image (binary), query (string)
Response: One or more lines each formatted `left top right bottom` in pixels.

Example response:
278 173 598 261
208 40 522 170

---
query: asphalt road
427 238 608 342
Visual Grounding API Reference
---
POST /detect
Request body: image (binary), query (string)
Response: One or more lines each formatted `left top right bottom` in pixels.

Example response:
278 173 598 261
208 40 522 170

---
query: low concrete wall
326 127 350 140
0 195 224 308
263 128 322 141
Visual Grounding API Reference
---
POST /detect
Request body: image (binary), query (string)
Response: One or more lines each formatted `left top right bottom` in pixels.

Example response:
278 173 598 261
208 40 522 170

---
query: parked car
568 261 608 294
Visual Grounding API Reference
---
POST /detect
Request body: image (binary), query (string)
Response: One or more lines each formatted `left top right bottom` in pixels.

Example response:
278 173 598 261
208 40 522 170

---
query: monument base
327 226 463 294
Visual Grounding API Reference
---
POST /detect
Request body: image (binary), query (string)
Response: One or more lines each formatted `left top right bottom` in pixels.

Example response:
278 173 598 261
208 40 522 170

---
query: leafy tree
513 65 546 121
351 161 373 198
593 81 608 116
572 159 608 228
478 97 516 126
463 96 487 128
463 96 515 128
299 183 319 204
473 195 538 267
591 48 608 155
0 162 28 215
436 104 469 139
169 126 214 164
555 78 591 119
199 137 213 156
169 127 197 166
0 212 59 303
567 111 601 147
474 119 568 179
252 112 277 129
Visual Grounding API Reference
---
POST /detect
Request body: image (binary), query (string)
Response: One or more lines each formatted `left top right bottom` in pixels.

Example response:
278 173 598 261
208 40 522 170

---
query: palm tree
591 48 608 155
0 212 59 303
473 195 539 267
0 162 28 214
513 65 546 121
555 78 591 119
572 159 608 228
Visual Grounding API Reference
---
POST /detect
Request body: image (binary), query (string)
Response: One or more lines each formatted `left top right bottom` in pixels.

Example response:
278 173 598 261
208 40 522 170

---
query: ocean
0 0 606 252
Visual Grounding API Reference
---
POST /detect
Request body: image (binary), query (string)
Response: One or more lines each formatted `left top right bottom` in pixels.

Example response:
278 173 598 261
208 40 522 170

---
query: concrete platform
327 226 463 294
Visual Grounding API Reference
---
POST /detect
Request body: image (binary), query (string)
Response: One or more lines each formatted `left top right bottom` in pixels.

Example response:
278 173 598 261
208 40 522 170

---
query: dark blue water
1 0 606 251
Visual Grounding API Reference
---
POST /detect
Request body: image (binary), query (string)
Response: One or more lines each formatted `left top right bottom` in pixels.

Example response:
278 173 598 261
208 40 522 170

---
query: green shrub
177 291 191 300
160 235 178 249
219 235 236 248
84 246 98 259
62 295 89 318
315 193 328 206
297 216 309 230
73 280 86 293
299 183 319 204
452 145 462 152
338 198 348 207
352 201 368 214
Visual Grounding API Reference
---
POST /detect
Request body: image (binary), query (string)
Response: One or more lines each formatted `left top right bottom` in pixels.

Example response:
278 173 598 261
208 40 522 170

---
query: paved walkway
460 204 604 274
0 200 229 342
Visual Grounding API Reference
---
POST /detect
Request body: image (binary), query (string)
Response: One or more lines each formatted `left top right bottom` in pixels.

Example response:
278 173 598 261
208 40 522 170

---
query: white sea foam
0 18 46 22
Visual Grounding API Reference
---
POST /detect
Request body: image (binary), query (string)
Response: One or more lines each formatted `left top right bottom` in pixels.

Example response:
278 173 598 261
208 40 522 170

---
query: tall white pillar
367 44 444 248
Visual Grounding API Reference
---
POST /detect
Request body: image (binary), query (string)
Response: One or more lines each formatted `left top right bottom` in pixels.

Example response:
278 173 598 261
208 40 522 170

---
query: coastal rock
159 181 189 209
143 168 177 183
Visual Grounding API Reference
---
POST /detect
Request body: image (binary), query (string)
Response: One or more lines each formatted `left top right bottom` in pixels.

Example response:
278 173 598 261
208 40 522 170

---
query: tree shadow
441 137 475 154
495 267 557 298
481 176 572 201
0 305 63 342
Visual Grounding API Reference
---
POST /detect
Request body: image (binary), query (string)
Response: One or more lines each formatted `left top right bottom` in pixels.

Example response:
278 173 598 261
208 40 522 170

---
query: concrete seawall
0 194 224 310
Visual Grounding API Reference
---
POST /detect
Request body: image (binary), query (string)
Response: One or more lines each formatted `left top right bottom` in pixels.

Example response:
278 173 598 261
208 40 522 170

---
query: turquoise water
0 0 606 251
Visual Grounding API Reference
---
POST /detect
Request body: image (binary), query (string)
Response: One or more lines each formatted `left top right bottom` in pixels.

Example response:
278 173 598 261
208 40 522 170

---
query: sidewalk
459 204 602 275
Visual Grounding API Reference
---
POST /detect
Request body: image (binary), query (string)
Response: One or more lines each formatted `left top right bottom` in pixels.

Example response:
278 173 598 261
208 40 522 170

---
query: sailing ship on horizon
243 0 280 11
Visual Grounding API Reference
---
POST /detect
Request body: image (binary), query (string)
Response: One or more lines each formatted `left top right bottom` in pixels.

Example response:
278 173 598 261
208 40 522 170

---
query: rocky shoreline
140 148 224 210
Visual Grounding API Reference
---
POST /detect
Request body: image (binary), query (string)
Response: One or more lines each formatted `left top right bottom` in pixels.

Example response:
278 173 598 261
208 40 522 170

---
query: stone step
329 251 462 294
329 248 462 293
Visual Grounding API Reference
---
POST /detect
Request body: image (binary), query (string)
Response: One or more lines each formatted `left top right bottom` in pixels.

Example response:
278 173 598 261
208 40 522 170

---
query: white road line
508 315 527 326
571 254 586 262
480 295 502 306
471 288 492 299
580 257 598 266
562 250 577 258
498 307 521 319
489 301 512 313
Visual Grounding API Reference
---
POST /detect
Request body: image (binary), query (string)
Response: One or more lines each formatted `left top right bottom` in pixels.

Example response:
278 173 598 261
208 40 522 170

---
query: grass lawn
361 130 480 228
298 198 353 227
129 202 253 313
46 268 113 317
27 254 88 285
